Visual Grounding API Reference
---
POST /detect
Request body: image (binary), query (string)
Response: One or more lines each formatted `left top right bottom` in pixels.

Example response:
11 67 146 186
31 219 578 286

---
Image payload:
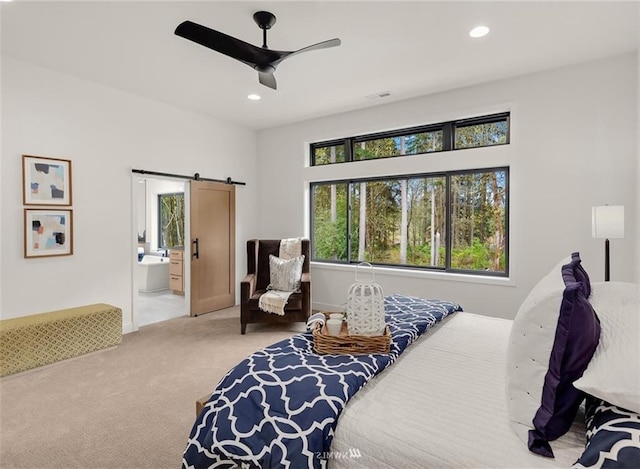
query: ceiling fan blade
273 38 341 66
258 72 277 90
175 20 283 66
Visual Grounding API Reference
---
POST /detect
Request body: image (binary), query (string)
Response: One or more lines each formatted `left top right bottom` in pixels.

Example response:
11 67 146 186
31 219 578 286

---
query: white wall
0 52 4 313
1 56 259 331
257 53 638 319
2 53 636 328
637 44 640 284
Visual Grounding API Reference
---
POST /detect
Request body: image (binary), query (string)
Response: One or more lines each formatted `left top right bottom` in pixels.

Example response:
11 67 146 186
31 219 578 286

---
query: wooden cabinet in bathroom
169 249 184 295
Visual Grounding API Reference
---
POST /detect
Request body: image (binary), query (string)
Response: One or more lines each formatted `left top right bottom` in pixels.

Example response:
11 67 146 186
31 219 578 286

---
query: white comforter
330 313 585 468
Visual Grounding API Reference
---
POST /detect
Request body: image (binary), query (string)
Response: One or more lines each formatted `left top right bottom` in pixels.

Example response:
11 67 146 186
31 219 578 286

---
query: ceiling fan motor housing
255 63 276 74
253 11 276 30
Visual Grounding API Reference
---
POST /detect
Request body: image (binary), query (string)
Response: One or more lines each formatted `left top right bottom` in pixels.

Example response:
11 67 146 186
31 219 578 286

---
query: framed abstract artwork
24 209 73 258
22 155 72 206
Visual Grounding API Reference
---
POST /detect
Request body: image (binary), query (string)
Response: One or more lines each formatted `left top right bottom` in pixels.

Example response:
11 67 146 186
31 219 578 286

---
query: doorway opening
132 175 190 328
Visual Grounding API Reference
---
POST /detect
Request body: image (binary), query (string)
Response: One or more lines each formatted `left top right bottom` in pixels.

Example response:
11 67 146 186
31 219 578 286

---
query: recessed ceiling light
469 26 490 38
247 94 261 101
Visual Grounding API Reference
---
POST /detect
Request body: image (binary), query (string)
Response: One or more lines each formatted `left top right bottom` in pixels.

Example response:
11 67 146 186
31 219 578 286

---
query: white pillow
573 281 640 414
268 254 304 292
505 257 568 445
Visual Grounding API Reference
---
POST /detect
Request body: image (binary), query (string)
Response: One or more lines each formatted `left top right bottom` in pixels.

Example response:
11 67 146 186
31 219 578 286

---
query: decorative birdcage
346 262 386 336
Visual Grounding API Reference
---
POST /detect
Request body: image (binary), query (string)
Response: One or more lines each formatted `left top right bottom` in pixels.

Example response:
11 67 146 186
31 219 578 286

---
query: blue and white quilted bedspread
183 294 462 469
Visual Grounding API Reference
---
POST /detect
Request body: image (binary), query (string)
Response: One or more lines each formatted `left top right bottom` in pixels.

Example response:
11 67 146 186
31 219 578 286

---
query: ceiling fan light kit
175 10 341 90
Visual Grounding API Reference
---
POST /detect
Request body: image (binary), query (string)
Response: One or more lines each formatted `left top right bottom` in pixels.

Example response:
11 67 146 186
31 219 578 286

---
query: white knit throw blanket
279 237 302 260
258 238 303 316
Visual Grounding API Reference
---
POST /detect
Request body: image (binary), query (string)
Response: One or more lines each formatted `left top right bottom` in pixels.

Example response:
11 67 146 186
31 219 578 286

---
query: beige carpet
0 306 306 469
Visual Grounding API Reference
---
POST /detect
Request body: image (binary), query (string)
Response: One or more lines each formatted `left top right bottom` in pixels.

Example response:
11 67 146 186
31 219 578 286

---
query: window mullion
445 174 452 270
345 138 353 162
443 123 453 151
346 181 352 261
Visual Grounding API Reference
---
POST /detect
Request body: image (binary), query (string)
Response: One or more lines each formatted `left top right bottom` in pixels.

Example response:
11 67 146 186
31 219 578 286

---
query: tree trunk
491 172 503 270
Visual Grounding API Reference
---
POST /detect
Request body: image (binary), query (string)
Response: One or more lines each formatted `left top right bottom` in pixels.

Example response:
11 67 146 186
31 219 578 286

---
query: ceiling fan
175 11 341 90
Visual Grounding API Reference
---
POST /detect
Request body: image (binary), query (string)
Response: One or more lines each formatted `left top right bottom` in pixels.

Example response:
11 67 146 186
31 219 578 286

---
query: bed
330 312 585 468
183 294 463 468
183 254 640 469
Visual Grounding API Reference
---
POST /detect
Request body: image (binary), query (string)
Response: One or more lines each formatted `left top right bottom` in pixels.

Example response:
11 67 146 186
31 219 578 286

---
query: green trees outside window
158 192 184 249
311 112 509 166
310 112 509 276
312 182 348 261
347 176 447 267
450 171 507 272
313 144 346 166
455 120 509 149
353 130 443 160
311 168 507 275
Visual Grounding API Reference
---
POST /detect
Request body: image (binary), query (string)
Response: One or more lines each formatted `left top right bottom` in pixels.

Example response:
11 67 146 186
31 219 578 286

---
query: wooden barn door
189 180 235 316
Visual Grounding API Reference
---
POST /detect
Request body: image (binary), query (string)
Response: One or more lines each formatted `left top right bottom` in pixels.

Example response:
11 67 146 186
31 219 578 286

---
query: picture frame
22 155 72 206
24 209 73 258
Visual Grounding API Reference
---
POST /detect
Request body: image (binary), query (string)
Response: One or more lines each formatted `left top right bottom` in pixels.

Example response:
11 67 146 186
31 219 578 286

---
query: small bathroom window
158 192 184 249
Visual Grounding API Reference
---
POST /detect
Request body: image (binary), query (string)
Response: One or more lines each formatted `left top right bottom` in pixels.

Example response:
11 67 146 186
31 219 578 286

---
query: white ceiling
1 1 638 130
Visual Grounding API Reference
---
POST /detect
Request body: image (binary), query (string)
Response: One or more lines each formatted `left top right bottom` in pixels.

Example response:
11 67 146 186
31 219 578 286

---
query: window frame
309 139 350 167
453 113 511 150
310 166 509 278
310 112 510 166
157 192 185 249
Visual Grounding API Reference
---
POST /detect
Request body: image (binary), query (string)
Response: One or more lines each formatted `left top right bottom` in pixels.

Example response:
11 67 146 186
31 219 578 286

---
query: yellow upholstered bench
0 303 122 377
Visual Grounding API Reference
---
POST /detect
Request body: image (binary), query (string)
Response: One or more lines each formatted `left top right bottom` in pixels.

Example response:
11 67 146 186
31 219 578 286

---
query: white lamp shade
592 205 624 239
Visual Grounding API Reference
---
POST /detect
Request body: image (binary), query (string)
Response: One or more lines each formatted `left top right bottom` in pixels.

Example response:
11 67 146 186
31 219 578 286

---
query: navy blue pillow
528 254 601 458
571 251 591 298
573 395 640 468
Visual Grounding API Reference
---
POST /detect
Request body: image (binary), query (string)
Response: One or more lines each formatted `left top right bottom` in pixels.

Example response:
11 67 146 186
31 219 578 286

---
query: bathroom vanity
169 249 184 295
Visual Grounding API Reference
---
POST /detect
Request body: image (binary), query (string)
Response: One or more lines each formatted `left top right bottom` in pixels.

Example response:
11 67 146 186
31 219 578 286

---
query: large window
310 112 509 166
158 192 184 249
311 168 508 276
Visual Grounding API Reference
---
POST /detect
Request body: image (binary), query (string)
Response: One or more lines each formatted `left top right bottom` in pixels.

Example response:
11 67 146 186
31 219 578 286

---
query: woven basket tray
312 314 391 355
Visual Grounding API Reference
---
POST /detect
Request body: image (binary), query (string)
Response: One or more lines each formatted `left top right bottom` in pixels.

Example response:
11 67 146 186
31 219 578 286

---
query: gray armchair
240 239 311 334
